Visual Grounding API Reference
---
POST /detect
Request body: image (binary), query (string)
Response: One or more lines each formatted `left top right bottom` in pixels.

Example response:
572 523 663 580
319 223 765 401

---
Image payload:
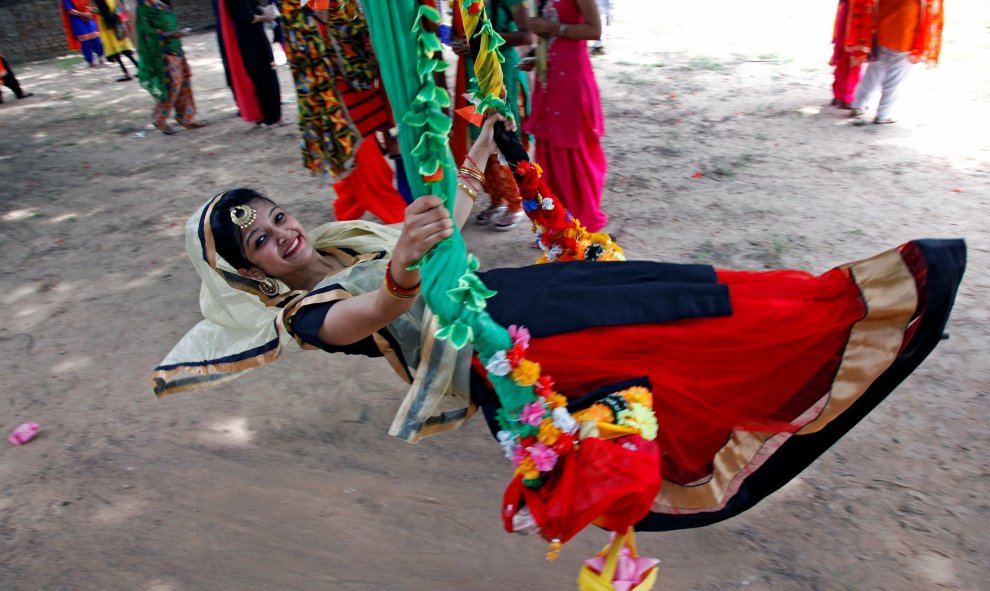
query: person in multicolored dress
279 0 407 224
135 0 208 134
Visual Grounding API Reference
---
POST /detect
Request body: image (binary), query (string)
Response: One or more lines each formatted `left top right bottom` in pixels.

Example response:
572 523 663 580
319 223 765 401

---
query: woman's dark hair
210 188 276 270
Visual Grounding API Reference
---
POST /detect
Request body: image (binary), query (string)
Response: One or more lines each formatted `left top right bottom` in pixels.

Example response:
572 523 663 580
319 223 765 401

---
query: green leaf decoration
416 3 441 24
402 109 429 128
446 276 496 312
420 32 443 54
487 31 507 52
416 55 441 79
417 158 442 177
411 131 446 159
415 85 451 109
435 318 475 349
426 109 452 134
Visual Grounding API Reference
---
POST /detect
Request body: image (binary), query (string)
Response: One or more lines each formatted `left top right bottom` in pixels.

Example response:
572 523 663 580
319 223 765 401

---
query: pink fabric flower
520 401 547 427
526 442 558 472
508 324 531 350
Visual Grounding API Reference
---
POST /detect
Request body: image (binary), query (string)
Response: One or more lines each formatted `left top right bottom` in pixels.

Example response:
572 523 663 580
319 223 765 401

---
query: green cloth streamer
135 0 181 103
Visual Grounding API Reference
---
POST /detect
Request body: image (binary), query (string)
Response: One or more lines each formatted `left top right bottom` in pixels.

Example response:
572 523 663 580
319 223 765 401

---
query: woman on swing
152 111 965 537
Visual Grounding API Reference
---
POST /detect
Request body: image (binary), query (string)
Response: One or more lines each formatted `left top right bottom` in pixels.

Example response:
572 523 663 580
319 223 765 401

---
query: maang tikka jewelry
230 204 257 228
258 275 280 297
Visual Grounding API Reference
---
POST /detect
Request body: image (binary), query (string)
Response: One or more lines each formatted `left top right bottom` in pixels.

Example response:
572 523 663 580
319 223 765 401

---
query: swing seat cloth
474 239 965 534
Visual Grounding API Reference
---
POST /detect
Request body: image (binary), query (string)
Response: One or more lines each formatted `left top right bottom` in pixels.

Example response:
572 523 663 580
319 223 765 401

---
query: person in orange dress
846 0 944 124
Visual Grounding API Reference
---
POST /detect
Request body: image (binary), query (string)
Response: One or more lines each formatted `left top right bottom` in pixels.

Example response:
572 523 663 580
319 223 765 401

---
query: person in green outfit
135 0 207 134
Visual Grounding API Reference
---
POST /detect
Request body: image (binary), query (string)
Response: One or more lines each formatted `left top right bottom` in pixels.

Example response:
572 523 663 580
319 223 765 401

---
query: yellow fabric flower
514 456 537 479
546 392 567 409
573 404 614 424
538 418 561 445
511 359 541 386
617 403 659 441
622 386 654 408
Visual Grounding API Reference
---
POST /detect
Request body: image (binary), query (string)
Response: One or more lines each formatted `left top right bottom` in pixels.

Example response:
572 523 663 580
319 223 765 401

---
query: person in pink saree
526 0 609 233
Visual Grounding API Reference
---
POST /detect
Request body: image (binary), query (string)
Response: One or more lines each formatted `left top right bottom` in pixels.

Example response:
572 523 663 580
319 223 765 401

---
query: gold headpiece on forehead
230 204 257 228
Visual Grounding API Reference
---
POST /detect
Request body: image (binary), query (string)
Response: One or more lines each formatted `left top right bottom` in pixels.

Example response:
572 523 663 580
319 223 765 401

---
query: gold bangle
457 181 479 202
458 166 485 184
459 166 485 181
458 174 482 192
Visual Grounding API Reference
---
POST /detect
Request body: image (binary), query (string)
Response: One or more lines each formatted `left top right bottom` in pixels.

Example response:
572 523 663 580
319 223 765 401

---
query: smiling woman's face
237 200 315 278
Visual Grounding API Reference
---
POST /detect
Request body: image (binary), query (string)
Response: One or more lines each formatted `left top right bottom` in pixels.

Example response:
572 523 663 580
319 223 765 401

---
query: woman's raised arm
317 114 515 347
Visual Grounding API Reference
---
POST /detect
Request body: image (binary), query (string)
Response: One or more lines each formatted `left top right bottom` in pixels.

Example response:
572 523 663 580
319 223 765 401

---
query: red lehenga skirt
475 239 965 535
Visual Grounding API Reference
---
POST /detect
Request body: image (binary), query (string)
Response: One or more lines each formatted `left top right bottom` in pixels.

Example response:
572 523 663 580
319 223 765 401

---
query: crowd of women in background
32 1 952 233
59 0 137 79
34 1 619 236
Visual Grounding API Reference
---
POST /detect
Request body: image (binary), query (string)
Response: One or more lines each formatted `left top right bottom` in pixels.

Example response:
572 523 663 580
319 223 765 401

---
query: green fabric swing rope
362 1 530 403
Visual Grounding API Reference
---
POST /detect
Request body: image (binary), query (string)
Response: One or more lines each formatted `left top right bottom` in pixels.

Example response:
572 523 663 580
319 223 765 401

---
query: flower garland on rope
490 326 659 491
515 161 625 263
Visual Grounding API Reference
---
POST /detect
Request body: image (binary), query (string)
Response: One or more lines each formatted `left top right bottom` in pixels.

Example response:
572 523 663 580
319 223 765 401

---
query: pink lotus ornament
580 531 660 591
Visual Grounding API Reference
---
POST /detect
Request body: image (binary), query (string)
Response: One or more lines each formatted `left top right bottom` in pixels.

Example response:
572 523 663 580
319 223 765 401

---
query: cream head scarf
149 192 401 397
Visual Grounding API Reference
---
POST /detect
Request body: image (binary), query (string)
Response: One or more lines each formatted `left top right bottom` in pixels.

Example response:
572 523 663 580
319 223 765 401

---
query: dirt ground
1 1 988 589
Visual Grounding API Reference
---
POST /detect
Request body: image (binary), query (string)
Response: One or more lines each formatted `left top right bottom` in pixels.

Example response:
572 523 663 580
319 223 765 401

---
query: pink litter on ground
8 422 40 445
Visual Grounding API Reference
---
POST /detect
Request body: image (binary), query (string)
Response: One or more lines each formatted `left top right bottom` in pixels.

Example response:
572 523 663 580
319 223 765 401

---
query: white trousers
853 46 913 121
592 0 612 49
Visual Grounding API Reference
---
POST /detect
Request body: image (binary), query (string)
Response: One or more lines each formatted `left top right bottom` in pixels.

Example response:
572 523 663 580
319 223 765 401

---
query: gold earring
258 275 280 297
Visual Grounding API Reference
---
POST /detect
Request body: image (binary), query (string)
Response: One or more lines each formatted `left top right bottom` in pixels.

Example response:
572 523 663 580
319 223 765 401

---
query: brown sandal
153 121 177 135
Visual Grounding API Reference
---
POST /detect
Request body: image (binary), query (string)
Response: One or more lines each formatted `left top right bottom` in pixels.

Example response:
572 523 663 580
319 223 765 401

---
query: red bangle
465 154 484 174
383 260 421 299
